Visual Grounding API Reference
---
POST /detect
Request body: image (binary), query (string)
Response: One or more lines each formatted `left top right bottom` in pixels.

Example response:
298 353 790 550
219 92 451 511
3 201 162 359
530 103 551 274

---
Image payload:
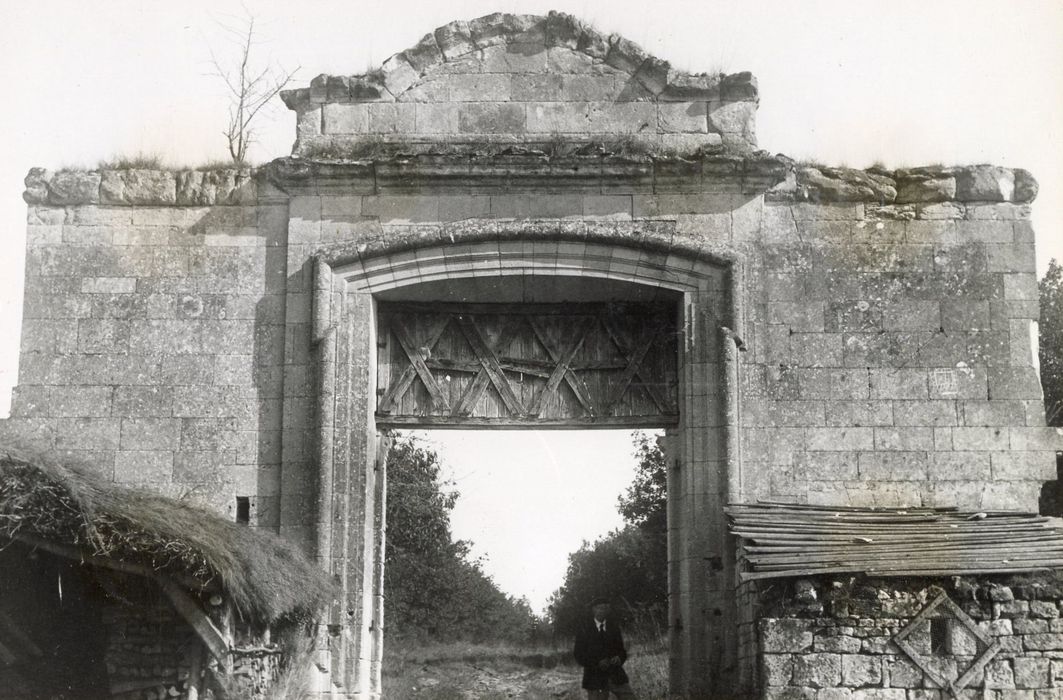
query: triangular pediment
281 12 759 156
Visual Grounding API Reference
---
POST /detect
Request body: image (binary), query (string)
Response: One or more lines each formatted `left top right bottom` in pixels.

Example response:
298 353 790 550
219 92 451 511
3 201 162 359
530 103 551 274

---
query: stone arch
306 225 743 697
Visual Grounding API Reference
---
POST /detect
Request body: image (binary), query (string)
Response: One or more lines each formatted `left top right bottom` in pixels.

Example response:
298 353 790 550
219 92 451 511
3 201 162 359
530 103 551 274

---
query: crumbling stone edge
277 11 759 108
22 159 1038 209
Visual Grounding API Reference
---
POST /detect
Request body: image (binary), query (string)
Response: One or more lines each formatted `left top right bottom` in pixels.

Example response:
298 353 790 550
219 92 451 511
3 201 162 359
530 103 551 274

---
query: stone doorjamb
304 222 746 698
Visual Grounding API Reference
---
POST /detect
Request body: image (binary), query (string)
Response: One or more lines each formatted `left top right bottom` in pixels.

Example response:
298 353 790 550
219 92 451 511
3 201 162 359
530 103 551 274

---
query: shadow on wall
1039 453 1063 516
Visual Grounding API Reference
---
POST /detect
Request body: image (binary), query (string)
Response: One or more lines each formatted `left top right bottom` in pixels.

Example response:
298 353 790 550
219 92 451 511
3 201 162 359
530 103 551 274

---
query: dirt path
400 659 583 699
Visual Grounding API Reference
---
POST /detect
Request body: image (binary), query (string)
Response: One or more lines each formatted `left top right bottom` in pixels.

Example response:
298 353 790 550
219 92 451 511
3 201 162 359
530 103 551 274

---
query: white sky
2 1 1061 608
408 429 647 613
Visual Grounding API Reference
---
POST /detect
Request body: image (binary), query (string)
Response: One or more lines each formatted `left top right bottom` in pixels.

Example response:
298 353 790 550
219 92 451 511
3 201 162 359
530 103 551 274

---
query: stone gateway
5 11 1063 699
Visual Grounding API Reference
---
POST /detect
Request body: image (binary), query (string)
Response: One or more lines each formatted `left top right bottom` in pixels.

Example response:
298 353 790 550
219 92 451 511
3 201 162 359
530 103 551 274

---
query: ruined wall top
279 12 759 156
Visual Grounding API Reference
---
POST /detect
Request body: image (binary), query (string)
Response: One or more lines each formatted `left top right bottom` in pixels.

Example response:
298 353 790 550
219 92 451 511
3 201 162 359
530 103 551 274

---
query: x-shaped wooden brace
601 316 674 416
378 316 451 414
527 317 596 417
453 315 526 417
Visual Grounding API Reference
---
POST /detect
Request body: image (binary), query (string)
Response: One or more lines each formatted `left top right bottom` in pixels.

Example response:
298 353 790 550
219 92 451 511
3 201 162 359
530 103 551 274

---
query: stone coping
22 158 1038 207
278 12 758 109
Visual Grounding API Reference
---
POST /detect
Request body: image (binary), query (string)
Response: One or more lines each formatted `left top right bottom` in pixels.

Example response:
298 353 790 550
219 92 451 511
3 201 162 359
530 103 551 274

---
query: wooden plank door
375 302 679 428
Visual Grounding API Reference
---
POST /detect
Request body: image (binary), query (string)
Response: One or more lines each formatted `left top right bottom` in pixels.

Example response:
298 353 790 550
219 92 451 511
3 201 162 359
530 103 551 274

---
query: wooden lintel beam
376 414 677 429
13 535 215 594
160 581 230 660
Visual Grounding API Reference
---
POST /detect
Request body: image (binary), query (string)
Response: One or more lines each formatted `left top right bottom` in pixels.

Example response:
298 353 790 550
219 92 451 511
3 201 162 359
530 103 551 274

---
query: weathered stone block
100 170 176 205
172 450 232 484
77 319 130 354
882 300 940 331
886 656 923 688
841 654 881 687
858 452 928 481
988 367 1044 400
769 302 826 332
12 385 113 417
807 427 875 451
113 386 173 417
955 165 1015 202
114 450 173 483
815 635 862 654
48 171 101 205
991 452 1056 481
1003 274 1039 301
762 654 795 686
120 418 182 451
824 402 894 428
55 417 121 451
1013 658 1051 689
928 452 991 480
870 369 928 400
458 103 525 133
984 659 1017 690
792 653 842 688
873 427 934 451
762 619 815 653
21 319 78 354
1011 427 1063 452
962 400 1025 427
764 689 816 700
659 102 708 133
172 386 255 420
893 401 958 427
793 452 860 481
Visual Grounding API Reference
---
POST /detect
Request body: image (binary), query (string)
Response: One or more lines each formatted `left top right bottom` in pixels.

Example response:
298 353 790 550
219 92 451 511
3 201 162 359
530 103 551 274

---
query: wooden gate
375 302 679 427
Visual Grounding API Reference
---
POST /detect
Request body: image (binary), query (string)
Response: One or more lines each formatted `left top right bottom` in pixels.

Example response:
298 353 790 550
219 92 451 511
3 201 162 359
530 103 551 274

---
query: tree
617 432 668 532
383 433 537 644
548 432 668 639
209 11 298 164
1041 259 1063 427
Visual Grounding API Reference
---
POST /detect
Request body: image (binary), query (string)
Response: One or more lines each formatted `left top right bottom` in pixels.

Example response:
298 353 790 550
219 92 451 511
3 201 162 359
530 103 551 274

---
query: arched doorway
308 232 742 697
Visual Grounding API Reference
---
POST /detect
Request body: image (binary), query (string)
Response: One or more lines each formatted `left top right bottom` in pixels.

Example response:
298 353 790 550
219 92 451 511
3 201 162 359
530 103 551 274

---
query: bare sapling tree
209 11 298 165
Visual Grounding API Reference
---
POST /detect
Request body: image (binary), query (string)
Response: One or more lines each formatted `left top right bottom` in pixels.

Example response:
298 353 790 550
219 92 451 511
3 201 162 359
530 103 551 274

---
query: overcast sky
2 0 1061 611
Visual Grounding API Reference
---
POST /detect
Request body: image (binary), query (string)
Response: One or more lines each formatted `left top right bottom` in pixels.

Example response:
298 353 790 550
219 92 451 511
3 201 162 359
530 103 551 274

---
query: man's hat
589 596 611 607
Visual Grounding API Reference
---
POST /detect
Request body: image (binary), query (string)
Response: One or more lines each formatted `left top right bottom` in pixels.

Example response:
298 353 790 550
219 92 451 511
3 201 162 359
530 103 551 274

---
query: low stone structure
6 11 1063 699
756 574 1063 698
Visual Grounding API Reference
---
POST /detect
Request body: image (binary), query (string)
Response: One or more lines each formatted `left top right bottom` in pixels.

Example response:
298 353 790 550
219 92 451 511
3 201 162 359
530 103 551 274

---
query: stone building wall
755 574 1063 698
9 10 1063 697
739 173 1058 511
8 170 289 529
15 159 1057 521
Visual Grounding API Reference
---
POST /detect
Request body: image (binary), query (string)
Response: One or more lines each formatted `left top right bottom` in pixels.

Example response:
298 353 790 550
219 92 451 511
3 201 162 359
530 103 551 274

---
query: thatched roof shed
0 448 333 625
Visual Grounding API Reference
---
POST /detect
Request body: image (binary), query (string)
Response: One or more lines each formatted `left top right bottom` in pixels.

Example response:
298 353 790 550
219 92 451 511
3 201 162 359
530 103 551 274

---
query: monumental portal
5 11 1063 699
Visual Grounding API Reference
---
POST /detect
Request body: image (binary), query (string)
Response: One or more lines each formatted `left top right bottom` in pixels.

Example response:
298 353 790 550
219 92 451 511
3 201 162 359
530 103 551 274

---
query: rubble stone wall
755 574 1063 699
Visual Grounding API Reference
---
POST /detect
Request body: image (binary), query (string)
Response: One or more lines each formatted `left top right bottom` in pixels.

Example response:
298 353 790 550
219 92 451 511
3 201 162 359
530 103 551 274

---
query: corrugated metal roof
727 502 1063 582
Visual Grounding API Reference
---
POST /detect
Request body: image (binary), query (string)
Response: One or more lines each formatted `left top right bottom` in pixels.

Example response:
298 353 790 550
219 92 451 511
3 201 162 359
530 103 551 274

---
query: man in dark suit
573 597 638 699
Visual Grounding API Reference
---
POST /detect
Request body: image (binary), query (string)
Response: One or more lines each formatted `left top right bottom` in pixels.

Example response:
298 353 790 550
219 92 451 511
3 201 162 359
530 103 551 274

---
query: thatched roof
0 448 334 624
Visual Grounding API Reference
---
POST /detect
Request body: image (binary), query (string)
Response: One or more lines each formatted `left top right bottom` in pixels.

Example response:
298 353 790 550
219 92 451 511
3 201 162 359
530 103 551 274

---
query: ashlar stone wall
9 169 290 529
740 168 1059 511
